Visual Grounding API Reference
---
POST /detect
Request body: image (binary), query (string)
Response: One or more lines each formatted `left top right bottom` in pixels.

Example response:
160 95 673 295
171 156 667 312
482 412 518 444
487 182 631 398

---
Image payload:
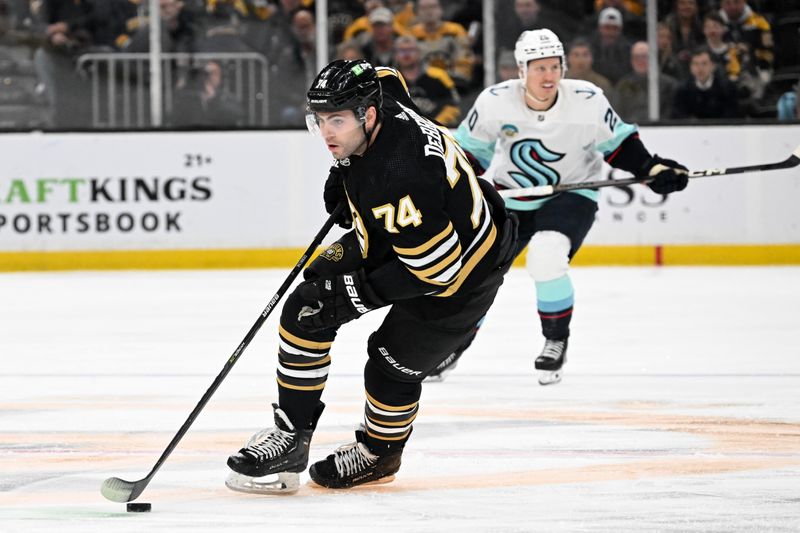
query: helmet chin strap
359 106 381 153
525 89 550 103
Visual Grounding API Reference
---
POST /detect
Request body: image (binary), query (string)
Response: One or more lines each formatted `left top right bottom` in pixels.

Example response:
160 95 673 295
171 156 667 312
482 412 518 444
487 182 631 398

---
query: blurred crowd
1 0 799 129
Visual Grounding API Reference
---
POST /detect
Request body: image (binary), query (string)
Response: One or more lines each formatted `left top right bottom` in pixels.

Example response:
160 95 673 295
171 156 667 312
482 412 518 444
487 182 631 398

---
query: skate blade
537 369 562 386
307 474 396 490
225 471 300 495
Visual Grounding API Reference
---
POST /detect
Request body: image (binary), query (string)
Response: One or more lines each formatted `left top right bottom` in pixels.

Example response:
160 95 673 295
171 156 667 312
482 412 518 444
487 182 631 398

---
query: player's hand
323 167 353 229
296 270 384 332
645 155 689 195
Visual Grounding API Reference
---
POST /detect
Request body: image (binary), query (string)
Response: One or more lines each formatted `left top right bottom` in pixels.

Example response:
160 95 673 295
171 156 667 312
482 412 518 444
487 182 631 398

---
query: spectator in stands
497 49 518 82
410 0 474 92
337 39 364 60
776 84 800 121
495 0 570 53
0 0 50 128
326 0 366 44
393 34 461 126
450 0 482 56
387 0 415 30
121 0 199 53
262 0 307 59
615 41 678 122
201 0 262 52
584 0 645 41
171 60 244 127
269 8 316 126
593 0 644 17
718 0 773 99
588 7 632 84
673 46 739 119
662 0 704 73
32 0 104 127
356 6 401 66
565 37 614 98
656 20 685 80
702 11 741 83
342 0 408 42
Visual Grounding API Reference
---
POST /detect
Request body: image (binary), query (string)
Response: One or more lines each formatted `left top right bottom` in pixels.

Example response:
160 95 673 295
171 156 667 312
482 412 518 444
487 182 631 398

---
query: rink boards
1 125 799 270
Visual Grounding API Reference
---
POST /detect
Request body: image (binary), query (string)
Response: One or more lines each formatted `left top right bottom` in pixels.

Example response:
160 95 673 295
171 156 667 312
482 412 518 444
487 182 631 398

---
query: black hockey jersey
339 67 504 301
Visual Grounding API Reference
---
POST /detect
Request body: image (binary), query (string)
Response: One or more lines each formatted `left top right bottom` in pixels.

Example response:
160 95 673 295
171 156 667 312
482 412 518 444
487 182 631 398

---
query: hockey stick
498 144 800 198
100 203 346 503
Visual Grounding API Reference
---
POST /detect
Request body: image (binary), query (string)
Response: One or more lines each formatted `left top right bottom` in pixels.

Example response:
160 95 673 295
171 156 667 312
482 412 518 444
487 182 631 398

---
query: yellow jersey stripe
408 242 462 279
393 222 453 256
436 221 497 298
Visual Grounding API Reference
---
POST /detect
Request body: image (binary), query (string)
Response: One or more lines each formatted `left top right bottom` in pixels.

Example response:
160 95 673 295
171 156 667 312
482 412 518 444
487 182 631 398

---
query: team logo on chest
501 124 519 138
508 139 565 187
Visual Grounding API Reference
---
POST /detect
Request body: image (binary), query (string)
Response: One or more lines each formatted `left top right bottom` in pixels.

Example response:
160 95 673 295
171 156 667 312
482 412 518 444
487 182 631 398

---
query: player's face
311 111 365 159
524 57 562 104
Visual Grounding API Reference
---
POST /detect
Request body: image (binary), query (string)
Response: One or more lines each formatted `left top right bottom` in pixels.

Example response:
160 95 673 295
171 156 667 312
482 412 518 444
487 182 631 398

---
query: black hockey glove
323 166 353 229
296 269 385 332
644 155 689 195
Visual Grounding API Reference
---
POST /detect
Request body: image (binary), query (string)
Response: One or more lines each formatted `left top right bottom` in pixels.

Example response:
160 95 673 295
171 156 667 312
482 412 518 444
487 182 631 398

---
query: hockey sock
535 274 574 339
363 360 419 454
363 391 417 454
276 323 335 429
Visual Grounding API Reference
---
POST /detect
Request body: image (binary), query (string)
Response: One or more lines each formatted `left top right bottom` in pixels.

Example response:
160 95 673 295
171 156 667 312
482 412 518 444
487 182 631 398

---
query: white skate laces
243 410 296 461
540 339 566 360
535 338 567 386
332 441 377 478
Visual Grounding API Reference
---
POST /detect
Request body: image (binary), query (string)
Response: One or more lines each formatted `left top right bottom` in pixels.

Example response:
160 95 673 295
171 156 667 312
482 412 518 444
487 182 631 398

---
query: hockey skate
535 338 567 386
225 402 323 495
308 427 402 489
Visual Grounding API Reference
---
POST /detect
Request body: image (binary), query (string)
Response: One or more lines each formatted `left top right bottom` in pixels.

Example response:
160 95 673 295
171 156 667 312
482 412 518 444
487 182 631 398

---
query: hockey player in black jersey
225 59 518 492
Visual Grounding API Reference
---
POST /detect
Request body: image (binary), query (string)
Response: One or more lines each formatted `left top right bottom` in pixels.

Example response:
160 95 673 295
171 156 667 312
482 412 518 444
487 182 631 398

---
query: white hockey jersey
454 78 637 211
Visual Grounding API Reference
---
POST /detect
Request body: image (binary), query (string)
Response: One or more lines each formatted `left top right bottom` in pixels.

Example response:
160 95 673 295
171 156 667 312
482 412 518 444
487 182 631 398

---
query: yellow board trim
0 248 321 272
512 244 800 267
2 244 800 273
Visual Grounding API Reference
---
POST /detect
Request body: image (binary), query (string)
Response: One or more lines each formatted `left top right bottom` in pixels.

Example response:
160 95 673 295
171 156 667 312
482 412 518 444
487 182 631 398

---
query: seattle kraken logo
508 139 565 188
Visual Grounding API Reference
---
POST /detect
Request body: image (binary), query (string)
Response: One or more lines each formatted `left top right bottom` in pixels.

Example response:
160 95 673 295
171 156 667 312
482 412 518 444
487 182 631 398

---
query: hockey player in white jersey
427 29 688 385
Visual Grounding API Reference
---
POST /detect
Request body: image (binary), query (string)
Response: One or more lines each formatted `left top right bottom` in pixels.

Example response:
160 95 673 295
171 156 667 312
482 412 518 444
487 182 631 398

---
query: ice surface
1 267 799 532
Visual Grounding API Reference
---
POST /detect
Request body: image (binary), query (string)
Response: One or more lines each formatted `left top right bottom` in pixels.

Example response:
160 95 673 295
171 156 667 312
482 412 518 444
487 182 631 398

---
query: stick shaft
115 203 345 498
498 146 800 199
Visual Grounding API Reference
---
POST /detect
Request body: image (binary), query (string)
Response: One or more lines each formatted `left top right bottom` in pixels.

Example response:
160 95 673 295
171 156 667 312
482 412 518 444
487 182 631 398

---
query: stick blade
101 476 145 502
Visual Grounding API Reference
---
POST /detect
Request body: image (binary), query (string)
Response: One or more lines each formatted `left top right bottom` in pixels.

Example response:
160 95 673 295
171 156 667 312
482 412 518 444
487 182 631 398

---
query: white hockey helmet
514 29 567 78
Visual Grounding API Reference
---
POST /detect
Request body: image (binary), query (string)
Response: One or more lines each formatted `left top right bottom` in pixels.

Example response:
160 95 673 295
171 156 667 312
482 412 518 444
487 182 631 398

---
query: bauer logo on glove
296 269 385 332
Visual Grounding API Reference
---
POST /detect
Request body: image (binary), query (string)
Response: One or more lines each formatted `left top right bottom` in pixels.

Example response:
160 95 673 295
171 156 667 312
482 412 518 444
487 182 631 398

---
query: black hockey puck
126 502 152 513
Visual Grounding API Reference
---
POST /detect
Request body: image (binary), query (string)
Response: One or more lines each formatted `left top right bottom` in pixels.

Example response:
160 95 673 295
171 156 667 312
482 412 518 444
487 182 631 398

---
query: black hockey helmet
306 59 382 116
